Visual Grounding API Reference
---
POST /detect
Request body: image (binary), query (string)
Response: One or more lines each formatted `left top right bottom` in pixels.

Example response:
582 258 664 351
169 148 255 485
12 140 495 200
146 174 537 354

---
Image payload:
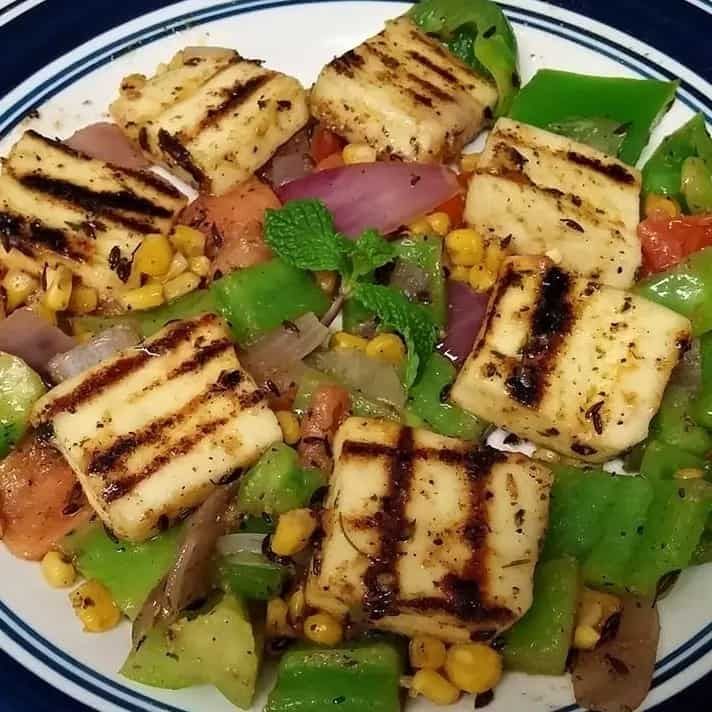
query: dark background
0 0 710 709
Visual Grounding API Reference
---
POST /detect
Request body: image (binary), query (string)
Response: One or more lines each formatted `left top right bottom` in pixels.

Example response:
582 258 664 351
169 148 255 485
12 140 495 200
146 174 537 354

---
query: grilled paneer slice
31 313 281 541
451 256 691 462
310 17 497 162
306 417 553 643
0 130 187 300
110 48 309 195
464 118 642 288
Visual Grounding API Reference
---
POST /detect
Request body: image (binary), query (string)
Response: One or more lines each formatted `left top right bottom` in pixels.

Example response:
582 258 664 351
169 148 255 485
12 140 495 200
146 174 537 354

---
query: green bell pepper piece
639 439 707 481
211 258 329 344
503 557 579 675
642 114 712 209
692 331 712 428
691 515 712 565
635 246 712 335
265 639 404 712
409 0 519 116
121 593 260 709
61 523 181 618
544 116 629 156
650 384 712 456
219 552 287 600
237 443 325 516
682 157 712 214
508 69 678 164
405 353 487 440
0 353 45 458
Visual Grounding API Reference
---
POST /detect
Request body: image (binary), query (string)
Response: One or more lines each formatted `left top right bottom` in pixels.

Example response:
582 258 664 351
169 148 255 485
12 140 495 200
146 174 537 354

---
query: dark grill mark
120 167 183 199
0 211 84 260
364 44 400 70
406 73 453 103
330 49 365 78
239 388 267 409
560 218 584 232
571 441 597 456
199 74 274 130
585 400 605 435
409 90 433 107
167 339 233 379
158 130 208 188
341 440 472 467
506 266 573 407
566 151 636 184
407 50 458 85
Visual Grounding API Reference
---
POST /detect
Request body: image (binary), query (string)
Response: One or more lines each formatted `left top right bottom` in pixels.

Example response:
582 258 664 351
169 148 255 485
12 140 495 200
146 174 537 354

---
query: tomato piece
435 191 466 228
314 153 345 172
639 213 712 275
311 126 345 164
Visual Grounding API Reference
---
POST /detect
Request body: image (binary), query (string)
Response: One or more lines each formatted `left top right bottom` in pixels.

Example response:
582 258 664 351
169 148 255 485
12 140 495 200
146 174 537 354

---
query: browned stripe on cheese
566 150 636 185
118 167 184 199
199 73 275 131
406 72 454 103
407 49 459 85
158 130 208 188
329 49 365 78
167 339 234 379
341 440 470 466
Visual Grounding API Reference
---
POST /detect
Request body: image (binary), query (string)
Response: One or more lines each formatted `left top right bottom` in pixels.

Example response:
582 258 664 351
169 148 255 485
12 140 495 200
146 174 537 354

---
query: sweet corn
170 225 206 257
163 272 201 302
573 624 601 651
460 152 480 173
331 331 368 352
408 217 431 236
120 281 165 311
644 193 680 219
426 212 451 237
272 508 318 556
342 143 377 165
449 265 470 282
577 588 622 629
315 270 338 296
288 586 306 626
188 255 211 278
68 285 98 315
445 228 484 267
411 669 460 705
366 333 406 366
40 551 76 588
303 612 343 646
444 643 503 694
70 580 121 633
44 265 73 312
276 410 301 445
266 597 293 638
409 636 447 670
484 242 505 275
674 467 705 480
133 234 174 277
163 252 189 282
468 265 497 291
2 269 39 312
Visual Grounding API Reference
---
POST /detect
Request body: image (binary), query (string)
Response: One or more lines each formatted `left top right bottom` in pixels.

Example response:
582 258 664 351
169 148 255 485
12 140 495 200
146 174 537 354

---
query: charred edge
0 210 87 260
239 388 267 409
158 130 208 188
330 49 365 78
39 315 214 420
363 43 400 70
341 440 473 467
167 339 233 379
199 74 275 131
406 73 454 103
101 417 230 502
506 266 572 407
407 50 458 85
363 427 414 620
566 151 636 185
400 585 513 624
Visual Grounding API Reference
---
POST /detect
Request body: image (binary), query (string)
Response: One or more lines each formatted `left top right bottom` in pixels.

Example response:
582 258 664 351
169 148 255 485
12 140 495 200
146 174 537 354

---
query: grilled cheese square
111 49 309 195
0 130 187 300
32 313 281 541
465 118 642 288
306 417 552 643
310 17 497 162
451 256 691 462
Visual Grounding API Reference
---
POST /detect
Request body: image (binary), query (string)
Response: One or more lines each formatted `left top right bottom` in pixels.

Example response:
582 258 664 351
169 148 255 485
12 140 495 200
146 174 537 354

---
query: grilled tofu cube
310 17 497 162
451 256 691 462
306 417 553 643
464 118 642 288
0 130 187 300
31 313 281 541
110 49 309 195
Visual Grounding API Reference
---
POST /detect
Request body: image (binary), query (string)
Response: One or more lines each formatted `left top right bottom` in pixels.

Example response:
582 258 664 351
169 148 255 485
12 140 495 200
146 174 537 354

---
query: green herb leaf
352 283 439 387
264 199 353 273
348 230 398 285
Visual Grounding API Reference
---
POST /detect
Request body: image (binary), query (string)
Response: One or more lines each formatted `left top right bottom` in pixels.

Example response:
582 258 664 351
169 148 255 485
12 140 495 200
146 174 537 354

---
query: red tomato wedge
298 385 351 473
639 213 712 275
0 435 92 560
435 191 466 228
311 126 345 164
181 177 280 277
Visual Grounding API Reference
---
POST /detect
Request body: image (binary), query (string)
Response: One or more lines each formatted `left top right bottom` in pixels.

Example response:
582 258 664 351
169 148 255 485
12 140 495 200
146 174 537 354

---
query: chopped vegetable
650 383 712 456
508 69 677 163
437 280 489 366
219 551 288 600
692 331 712 428
265 639 404 712
639 213 712 274
639 439 707 482
64 121 150 170
311 126 345 164
544 116 630 156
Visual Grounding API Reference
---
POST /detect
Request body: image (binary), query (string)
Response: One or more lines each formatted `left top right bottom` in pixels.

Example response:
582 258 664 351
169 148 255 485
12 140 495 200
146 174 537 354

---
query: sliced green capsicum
650 383 712 456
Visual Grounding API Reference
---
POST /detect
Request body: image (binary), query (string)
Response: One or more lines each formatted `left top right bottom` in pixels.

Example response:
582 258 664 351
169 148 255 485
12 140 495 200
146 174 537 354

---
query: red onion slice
277 162 460 237
437 280 490 367
65 122 150 170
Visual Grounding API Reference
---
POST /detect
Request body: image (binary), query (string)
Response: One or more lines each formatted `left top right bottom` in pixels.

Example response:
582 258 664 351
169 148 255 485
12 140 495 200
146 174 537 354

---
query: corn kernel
342 143 377 165
674 467 705 480
331 331 368 352
266 597 293 638
163 272 201 302
573 625 601 650
44 265 73 312
288 586 306 626
460 153 480 173
408 217 432 236
120 282 165 311
272 508 318 556
2 269 39 311
449 265 471 282
444 643 503 694
189 255 211 278
426 212 451 237
366 333 406 366
70 580 121 633
133 234 174 277
409 636 447 670
68 285 98 315
468 265 496 291
484 242 505 274
303 612 343 646
170 225 206 257
411 669 460 705
41 551 76 588
445 228 484 267
644 193 680 219
31 300 57 325
276 410 301 445
163 252 189 282
315 270 338 296
577 588 622 629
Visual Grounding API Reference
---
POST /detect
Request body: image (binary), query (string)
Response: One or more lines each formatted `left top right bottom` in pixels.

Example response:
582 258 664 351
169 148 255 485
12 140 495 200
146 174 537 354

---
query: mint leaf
264 199 353 272
352 283 439 387
348 230 397 285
